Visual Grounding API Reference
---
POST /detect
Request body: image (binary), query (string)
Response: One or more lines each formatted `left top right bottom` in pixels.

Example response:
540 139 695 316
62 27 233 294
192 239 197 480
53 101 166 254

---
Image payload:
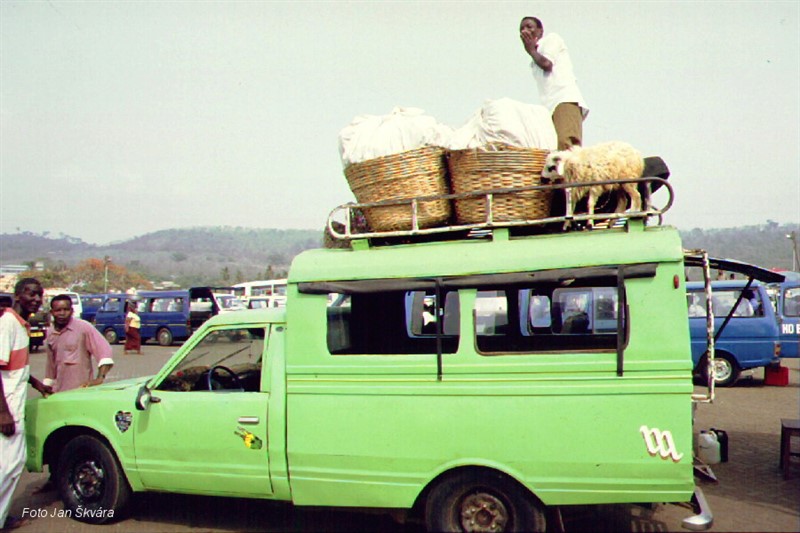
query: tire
425 470 546 532
699 353 740 387
104 328 119 345
56 435 131 524
157 328 173 346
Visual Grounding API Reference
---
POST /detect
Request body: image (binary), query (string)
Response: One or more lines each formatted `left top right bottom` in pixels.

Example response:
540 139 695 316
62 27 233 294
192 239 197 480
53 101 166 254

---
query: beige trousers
552 102 585 150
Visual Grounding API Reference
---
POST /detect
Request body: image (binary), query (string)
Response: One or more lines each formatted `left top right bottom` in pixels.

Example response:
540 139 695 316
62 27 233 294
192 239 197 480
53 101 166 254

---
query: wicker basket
344 146 451 231
447 144 551 224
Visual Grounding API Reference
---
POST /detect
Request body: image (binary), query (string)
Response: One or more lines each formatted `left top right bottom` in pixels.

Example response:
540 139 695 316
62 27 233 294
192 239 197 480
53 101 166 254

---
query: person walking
0 278 51 530
520 16 589 150
124 301 142 354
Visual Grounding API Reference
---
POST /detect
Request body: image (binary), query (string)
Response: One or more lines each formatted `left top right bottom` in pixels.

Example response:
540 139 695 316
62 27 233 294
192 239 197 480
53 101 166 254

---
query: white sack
447 97 557 151
338 107 453 167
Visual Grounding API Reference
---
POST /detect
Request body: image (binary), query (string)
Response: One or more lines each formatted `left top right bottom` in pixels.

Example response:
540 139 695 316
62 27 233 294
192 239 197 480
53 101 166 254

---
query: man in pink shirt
44 294 114 393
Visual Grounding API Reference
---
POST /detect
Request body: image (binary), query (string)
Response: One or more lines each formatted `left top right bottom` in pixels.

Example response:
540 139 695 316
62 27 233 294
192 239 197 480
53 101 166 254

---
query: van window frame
302 263 656 377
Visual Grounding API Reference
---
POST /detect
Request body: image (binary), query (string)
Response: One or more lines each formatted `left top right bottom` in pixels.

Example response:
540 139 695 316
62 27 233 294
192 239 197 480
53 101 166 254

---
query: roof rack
326 177 673 243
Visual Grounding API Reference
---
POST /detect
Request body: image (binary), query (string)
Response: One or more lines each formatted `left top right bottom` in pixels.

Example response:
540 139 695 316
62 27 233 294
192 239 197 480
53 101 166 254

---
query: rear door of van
777 282 800 358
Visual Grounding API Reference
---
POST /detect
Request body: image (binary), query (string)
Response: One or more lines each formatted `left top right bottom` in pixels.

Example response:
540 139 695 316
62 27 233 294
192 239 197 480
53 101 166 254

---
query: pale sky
1 0 798 245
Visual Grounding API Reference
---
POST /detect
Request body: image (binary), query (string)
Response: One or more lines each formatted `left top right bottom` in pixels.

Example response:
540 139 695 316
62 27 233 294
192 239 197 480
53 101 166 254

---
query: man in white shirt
0 278 51 530
520 16 589 150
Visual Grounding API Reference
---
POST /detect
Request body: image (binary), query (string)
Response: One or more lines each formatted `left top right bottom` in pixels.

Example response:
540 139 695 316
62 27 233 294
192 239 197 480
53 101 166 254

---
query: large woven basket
447 144 551 224
344 146 451 231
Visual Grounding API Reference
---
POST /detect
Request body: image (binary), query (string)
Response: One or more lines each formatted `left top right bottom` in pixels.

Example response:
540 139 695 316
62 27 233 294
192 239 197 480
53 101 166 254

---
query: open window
475 284 622 354
157 327 265 392
325 288 460 355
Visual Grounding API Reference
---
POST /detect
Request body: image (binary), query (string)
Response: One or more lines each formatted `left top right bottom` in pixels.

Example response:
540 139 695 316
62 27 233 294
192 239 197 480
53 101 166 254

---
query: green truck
27 215 725 531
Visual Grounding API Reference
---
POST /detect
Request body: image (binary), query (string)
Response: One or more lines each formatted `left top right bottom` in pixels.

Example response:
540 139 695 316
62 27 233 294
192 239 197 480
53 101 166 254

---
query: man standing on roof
520 16 589 150
0 278 52 530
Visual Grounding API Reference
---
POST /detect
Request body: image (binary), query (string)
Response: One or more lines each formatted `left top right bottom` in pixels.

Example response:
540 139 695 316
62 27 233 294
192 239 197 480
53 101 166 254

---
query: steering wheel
206 365 245 392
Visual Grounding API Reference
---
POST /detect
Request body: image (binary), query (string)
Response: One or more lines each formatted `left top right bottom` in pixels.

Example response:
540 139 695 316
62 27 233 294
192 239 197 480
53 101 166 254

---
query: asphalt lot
8 344 800 532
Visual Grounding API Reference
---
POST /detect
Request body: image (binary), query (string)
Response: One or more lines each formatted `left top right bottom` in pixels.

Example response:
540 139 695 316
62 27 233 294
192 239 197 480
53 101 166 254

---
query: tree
21 258 153 293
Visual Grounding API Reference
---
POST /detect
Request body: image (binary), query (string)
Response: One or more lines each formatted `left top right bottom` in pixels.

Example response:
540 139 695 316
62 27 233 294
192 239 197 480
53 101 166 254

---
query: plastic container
697 430 721 464
710 428 729 463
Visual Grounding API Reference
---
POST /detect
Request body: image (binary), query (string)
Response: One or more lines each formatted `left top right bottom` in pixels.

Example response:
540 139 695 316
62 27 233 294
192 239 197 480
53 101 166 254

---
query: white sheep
541 141 646 228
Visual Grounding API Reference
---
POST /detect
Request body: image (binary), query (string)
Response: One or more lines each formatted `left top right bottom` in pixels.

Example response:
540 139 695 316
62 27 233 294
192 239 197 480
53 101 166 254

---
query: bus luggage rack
326 177 674 242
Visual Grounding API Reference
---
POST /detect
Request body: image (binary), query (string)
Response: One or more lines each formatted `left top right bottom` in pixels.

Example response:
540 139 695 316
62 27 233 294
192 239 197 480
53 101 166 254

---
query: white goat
541 141 646 228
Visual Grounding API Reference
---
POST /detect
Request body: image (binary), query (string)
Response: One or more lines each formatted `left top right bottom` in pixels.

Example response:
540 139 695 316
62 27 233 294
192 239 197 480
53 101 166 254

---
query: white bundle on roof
447 97 557 151
338 107 453 168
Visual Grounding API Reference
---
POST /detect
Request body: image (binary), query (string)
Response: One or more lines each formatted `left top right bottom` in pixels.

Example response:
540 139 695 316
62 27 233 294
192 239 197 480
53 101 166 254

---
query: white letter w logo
640 425 684 462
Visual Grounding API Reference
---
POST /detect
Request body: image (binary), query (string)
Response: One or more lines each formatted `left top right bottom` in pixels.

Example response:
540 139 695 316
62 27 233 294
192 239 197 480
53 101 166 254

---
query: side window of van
687 289 764 318
150 297 184 313
101 298 122 313
326 290 460 355
475 285 621 354
784 287 800 317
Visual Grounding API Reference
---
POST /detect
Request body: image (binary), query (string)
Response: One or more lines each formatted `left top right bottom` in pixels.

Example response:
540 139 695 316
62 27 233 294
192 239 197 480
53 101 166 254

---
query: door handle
237 416 260 425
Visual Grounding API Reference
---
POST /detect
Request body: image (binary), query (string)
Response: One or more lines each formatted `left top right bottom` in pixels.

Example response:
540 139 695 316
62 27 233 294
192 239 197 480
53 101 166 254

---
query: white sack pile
447 97 557 151
338 107 453 168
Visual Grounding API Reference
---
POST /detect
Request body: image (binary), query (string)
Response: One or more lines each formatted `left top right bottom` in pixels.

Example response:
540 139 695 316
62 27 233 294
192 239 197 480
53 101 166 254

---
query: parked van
686 280 782 386
94 287 221 346
772 278 800 358
44 289 83 321
80 293 107 323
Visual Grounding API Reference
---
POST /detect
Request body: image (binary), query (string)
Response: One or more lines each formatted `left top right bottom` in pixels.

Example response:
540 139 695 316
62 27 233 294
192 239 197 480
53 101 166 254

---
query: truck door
133 324 272 496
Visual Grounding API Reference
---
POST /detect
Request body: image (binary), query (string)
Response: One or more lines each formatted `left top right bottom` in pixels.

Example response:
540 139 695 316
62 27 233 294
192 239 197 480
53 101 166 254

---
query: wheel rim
159 330 170 345
70 459 106 504
459 492 509 532
713 358 732 383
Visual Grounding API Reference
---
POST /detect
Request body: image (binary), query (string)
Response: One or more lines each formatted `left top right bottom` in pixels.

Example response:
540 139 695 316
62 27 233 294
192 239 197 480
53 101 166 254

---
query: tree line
3 221 798 291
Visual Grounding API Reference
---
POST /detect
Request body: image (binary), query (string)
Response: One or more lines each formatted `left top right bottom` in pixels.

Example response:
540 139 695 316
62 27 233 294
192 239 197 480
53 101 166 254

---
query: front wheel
56 435 131 524
156 328 173 346
425 470 546 532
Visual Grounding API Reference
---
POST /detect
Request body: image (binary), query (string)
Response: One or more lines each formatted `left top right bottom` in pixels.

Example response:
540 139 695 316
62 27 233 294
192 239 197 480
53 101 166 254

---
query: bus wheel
425 470 546 532
157 328 173 346
104 329 119 344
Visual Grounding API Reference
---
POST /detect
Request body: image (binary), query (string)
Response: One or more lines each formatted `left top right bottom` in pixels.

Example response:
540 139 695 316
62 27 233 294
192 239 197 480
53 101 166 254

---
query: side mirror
135 384 160 411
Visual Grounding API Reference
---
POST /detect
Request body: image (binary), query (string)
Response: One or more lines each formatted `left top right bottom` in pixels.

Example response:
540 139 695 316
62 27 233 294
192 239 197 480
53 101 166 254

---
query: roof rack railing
327 177 673 241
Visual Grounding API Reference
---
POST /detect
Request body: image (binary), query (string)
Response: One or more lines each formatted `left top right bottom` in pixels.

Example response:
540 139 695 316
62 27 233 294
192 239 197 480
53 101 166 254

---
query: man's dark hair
14 277 42 296
522 16 543 31
51 294 74 308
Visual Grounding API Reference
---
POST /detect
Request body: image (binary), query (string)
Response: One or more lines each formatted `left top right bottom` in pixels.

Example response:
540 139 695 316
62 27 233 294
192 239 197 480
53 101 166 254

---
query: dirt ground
7 346 800 532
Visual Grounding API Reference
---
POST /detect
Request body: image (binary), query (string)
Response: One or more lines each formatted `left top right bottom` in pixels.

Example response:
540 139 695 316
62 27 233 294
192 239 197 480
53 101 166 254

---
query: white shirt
529 33 589 117
0 311 30 423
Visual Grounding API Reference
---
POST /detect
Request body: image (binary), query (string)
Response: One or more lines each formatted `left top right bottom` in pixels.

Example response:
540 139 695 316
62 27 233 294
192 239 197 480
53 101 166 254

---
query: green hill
2 221 798 287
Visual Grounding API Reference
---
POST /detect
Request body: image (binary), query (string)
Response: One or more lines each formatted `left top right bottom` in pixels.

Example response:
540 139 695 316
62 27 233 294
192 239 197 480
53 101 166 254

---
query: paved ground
7 344 800 532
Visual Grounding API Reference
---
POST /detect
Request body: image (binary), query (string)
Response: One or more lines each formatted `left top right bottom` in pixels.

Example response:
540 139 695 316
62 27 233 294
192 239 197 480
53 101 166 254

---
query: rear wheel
425 470 546 532
103 328 119 344
56 435 130 524
156 328 173 346
699 353 740 387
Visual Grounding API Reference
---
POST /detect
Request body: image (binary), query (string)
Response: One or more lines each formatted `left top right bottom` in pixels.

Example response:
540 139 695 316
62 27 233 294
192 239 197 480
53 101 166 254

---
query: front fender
25 386 146 491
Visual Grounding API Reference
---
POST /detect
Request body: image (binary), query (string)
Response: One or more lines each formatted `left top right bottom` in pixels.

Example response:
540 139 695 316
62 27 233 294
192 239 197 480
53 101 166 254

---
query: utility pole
104 256 112 293
787 232 800 272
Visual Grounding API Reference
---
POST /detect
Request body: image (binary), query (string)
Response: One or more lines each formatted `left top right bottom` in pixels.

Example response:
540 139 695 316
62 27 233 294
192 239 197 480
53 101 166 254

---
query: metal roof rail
326 177 673 243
